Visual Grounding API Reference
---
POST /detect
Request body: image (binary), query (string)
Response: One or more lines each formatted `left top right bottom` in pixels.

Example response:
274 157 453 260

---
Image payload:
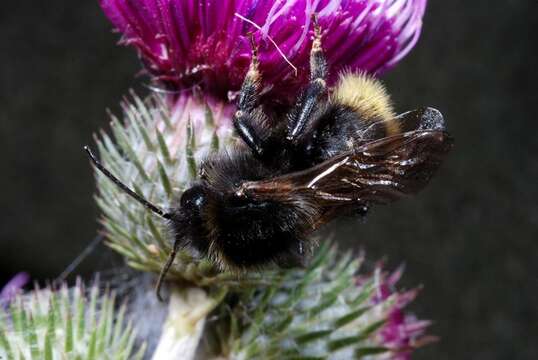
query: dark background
1 1 536 359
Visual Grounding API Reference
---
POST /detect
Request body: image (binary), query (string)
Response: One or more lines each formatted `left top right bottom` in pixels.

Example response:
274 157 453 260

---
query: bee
85 18 452 300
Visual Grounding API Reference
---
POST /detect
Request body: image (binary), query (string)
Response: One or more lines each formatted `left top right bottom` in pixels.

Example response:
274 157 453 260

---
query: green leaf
157 160 173 198
186 117 197 179
110 118 150 182
65 313 74 353
328 335 362 352
0 327 14 359
156 128 172 165
27 315 39 359
211 131 220 152
87 329 97 360
356 319 386 341
355 346 388 357
333 307 370 329
204 102 215 126
146 215 169 253
44 330 53 360
295 329 333 345
75 287 85 341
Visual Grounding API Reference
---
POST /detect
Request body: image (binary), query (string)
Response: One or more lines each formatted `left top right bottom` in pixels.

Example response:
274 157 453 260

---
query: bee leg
286 14 328 144
233 34 268 158
309 14 327 82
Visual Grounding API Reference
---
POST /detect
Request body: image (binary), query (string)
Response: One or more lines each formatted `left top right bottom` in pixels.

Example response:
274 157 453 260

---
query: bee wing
306 130 453 205
352 107 447 143
395 107 447 132
238 129 453 208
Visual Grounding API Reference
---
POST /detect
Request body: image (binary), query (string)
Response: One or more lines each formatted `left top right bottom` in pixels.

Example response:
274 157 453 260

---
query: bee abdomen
331 72 400 136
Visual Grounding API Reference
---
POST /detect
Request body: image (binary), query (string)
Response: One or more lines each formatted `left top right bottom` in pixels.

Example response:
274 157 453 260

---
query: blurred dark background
1 1 536 359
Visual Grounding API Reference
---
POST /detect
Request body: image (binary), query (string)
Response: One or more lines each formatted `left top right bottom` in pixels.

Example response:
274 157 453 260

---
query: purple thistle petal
0 272 30 306
361 265 435 358
99 0 428 102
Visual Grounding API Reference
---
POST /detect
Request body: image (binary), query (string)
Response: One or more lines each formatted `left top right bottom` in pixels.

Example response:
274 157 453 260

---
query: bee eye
180 186 207 212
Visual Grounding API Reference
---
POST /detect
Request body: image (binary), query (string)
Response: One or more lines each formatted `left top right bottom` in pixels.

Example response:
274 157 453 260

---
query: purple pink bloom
0 272 30 306
362 264 437 359
99 0 427 102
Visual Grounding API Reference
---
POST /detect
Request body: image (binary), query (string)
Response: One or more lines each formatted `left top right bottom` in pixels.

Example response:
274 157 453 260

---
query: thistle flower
94 0 429 286
0 272 29 307
86 1 437 358
99 0 427 101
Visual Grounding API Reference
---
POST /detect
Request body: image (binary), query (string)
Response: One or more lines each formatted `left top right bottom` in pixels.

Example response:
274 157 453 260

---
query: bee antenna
84 146 172 220
155 239 180 302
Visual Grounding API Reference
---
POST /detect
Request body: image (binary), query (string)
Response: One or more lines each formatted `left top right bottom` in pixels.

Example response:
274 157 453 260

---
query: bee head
154 184 217 301
171 184 219 257
179 185 208 215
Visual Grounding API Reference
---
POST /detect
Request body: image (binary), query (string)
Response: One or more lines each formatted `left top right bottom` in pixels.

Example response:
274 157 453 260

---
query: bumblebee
86 18 452 300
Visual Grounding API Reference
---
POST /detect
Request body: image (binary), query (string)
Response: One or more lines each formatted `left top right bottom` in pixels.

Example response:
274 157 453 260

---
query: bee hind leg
286 14 328 144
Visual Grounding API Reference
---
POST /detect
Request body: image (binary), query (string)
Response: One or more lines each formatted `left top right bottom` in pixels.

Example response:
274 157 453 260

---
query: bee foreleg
233 34 270 158
309 14 327 81
286 14 328 143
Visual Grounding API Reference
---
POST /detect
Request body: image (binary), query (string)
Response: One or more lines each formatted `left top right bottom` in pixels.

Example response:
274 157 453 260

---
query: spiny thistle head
93 92 241 286
206 245 433 359
0 279 146 360
99 0 427 102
